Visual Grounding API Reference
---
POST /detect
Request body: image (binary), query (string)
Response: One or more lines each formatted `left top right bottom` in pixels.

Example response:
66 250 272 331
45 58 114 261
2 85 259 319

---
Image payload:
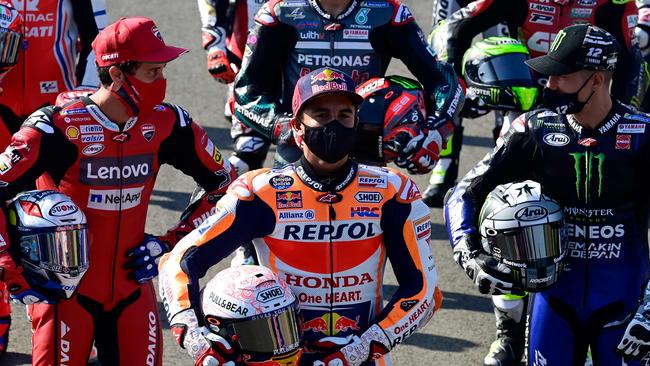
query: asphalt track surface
3 1 508 365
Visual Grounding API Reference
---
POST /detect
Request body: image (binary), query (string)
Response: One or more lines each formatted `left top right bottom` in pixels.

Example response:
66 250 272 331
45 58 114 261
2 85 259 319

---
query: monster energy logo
389 76 421 90
570 151 604 202
549 31 566 53
490 88 500 104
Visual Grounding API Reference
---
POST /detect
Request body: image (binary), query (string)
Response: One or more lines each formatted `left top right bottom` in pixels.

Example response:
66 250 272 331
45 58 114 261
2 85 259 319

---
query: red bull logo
302 313 360 335
311 68 345 83
276 191 303 209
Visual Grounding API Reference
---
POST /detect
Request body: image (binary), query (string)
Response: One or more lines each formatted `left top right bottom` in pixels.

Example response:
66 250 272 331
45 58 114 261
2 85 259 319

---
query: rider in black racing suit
446 101 650 365
230 0 464 173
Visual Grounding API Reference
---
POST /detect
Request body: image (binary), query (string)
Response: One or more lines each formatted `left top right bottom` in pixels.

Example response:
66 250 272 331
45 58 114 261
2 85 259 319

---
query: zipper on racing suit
328 203 336 336
110 133 125 302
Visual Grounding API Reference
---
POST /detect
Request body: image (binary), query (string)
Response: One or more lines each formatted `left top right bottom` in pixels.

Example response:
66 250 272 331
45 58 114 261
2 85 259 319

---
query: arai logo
515 206 548 222
543 133 570 146
49 201 79 217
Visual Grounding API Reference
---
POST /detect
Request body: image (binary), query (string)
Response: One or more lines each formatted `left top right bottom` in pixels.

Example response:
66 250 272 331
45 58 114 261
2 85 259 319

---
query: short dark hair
97 61 141 87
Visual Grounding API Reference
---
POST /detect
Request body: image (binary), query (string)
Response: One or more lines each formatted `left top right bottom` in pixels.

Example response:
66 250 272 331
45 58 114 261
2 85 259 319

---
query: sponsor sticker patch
616 134 631 150
354 191 383 203
357 174 387 188
413 216 431 240
87 186 144 211
276 191 303 209
270 175 294 190
277 209 315 221
617 123 646 133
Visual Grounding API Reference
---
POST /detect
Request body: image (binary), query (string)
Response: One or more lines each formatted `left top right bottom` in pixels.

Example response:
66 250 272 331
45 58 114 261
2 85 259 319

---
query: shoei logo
354 192 383 203
49 201 78 217
515 205 548 222
256 286 284 302
543 133 570 146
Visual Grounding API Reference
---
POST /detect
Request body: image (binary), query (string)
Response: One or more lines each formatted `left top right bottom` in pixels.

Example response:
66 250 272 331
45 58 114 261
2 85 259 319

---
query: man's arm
233 0 295 141
444 114 539 253
384 1 465 124
157 104 237 248
197 0 241 83
375 177 441 347
428 0 526 75
0 108 74 300
72 0 107 89
158 173 275 321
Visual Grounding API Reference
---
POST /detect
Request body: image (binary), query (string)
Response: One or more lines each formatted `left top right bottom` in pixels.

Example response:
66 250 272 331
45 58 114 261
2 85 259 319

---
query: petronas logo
549 31 566 53
570 151 604 203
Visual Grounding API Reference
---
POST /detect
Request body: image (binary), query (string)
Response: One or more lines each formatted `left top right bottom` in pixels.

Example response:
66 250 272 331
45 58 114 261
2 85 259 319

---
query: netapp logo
80 155 154 186
87 187 144 211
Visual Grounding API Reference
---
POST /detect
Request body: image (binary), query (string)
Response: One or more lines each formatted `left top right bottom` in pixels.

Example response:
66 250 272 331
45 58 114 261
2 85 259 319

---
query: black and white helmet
8 190 89 299
201 265 301 365
479 181 566 291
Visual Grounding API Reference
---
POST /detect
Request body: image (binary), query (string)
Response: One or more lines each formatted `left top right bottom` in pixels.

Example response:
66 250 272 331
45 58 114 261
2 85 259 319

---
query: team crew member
0 17 235 365
445 25 650 365
230 0 464 175
0 0 108 132
159 68 441 366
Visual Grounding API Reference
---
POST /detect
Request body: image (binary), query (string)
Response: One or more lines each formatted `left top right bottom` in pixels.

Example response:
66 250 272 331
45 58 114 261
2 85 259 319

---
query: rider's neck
317 0 353 18
89 87 132 126
571 89 613 131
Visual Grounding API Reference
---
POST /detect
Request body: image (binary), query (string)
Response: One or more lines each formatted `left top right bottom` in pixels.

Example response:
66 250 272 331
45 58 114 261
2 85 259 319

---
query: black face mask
541 73 595 115
303 119 356 163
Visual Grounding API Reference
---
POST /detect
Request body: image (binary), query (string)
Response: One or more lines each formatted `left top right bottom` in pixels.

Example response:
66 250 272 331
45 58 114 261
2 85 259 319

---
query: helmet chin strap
112 77 141 116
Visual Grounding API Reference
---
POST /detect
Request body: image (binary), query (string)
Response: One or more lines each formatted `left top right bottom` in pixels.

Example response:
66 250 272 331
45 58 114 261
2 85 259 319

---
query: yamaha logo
543 133 570 146
515 205 548 222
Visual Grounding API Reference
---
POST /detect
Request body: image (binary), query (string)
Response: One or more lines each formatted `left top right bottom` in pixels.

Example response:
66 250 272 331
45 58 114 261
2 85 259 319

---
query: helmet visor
0 28 22 67
221 305 301 356
477 53 535 86
20 224 89 275
486 222 564 264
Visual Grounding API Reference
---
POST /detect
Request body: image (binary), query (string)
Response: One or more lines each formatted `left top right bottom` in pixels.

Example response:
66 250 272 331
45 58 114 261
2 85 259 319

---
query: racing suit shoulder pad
227 168 272 201
255 0 283 26
160 103 194 128
22 106 59 134
359 165 420 203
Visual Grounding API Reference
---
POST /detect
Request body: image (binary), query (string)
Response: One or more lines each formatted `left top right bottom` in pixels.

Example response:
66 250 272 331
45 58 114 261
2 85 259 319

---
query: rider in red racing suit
0 0 108 128
0 17 236 365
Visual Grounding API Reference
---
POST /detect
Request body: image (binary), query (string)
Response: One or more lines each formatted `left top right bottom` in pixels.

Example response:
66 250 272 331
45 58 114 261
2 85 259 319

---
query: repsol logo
283 222 377 240
80 154 154 186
